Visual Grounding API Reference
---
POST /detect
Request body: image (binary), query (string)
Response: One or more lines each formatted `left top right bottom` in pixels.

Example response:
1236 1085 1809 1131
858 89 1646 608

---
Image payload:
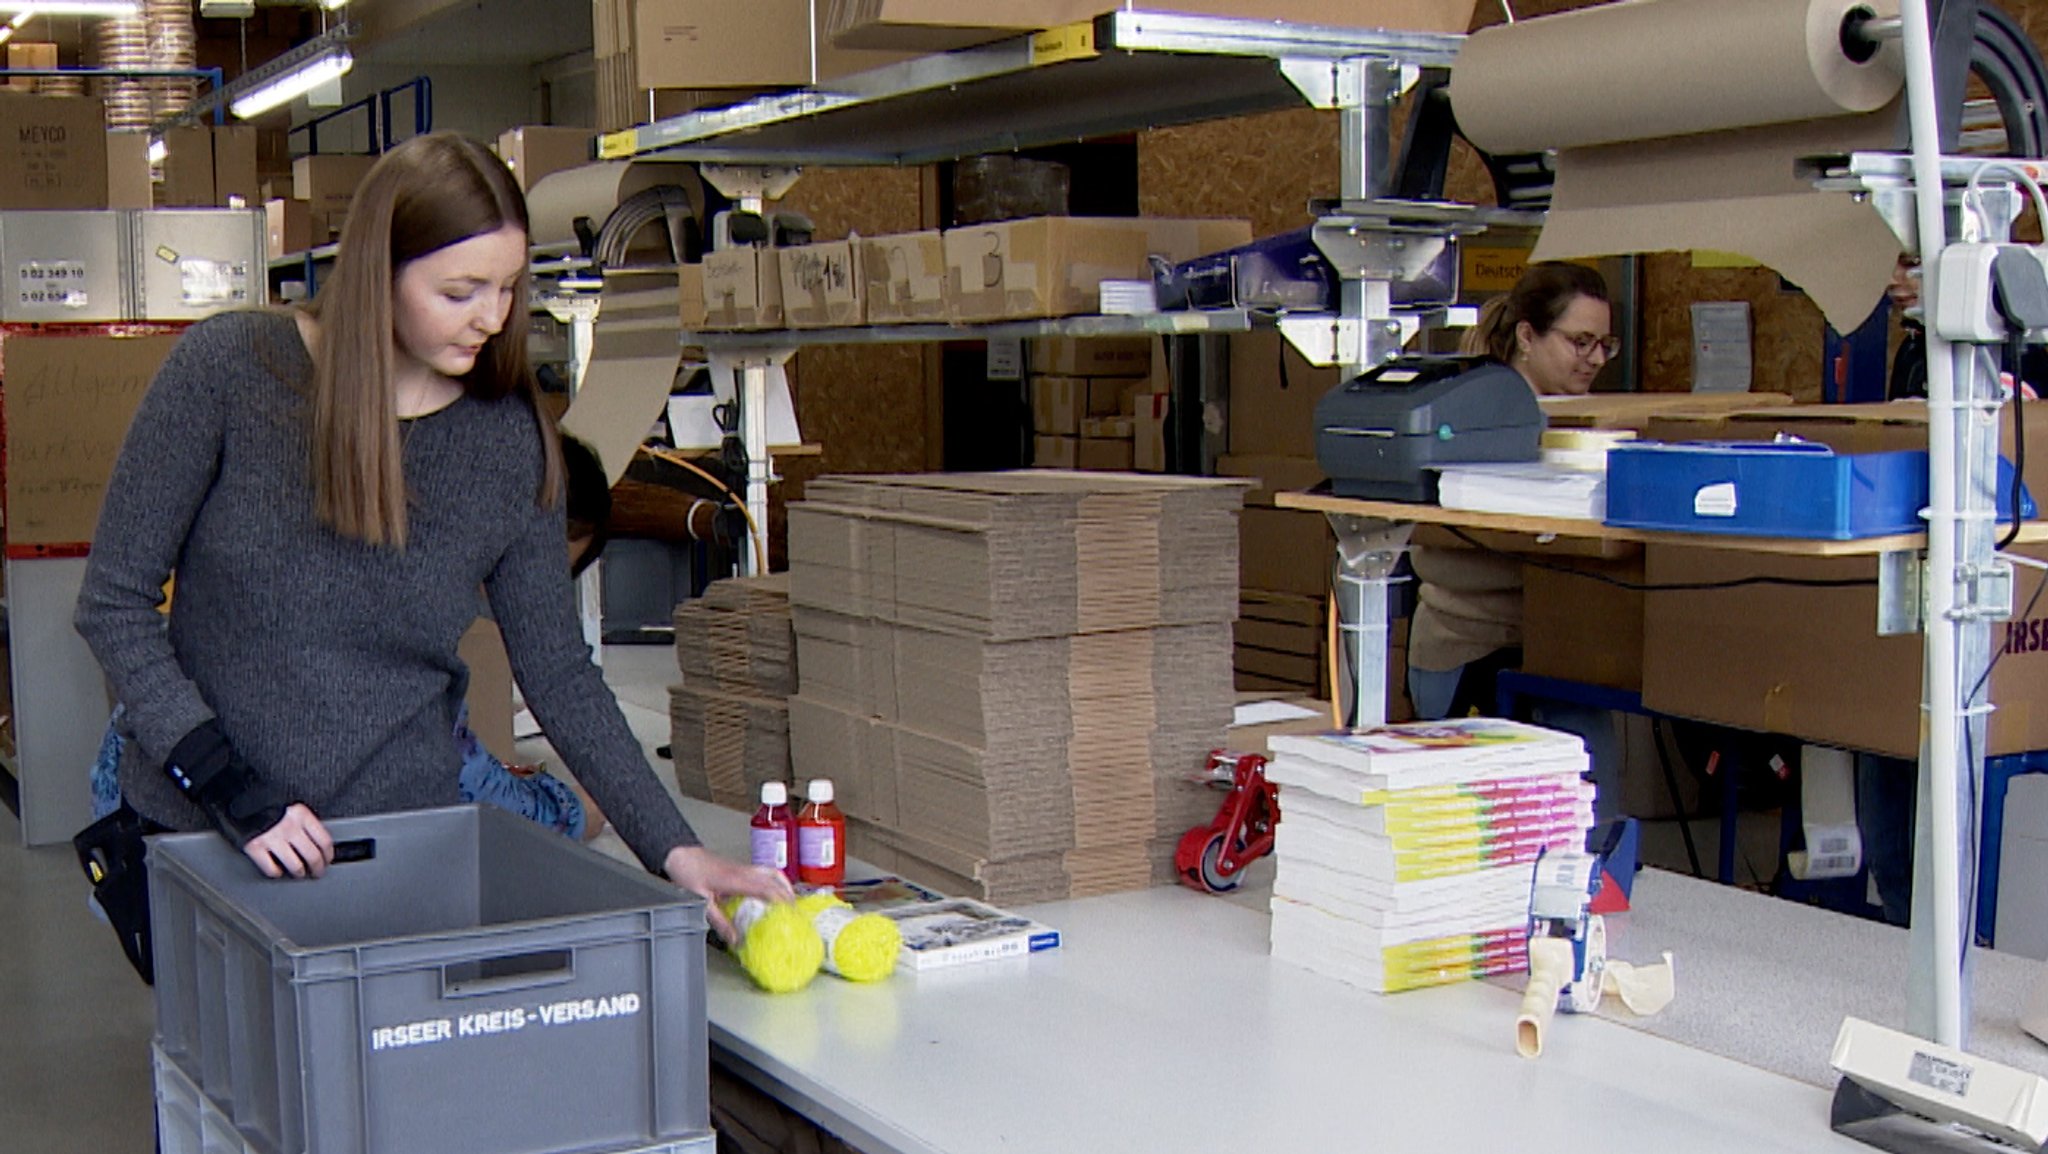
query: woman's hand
244 803 335 879
663 845 796 942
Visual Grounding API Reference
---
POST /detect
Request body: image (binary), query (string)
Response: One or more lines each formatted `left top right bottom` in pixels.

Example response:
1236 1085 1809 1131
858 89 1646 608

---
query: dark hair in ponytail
1463 262 1611 364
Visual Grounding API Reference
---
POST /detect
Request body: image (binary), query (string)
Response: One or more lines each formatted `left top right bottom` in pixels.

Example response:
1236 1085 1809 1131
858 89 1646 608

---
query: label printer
1312 356 1544 502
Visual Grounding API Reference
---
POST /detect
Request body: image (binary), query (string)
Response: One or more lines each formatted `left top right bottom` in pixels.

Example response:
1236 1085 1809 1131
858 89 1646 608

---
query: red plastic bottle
750 782 799 881
797 779 847 886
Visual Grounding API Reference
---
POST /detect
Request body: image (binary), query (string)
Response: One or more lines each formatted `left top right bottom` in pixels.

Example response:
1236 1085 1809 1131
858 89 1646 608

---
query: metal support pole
1328 517 1413 728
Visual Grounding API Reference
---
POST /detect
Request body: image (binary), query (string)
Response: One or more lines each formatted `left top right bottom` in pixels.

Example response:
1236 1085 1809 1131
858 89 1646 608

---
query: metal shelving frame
597 10 1483 577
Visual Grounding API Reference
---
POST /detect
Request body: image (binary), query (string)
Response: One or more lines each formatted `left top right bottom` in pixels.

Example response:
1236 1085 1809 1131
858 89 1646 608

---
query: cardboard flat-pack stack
787 471 1248 905
670 574 797 808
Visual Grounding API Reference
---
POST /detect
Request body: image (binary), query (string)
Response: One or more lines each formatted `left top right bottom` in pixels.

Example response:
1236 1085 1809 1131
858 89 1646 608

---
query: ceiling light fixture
230 46 351 120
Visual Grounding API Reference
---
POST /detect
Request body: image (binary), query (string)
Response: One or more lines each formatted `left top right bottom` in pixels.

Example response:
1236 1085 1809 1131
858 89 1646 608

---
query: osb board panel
1641 255 1827 400
1137 106 1339 238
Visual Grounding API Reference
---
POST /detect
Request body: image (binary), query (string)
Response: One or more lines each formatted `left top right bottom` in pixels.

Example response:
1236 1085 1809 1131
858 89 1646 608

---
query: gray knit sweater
74 310 697 871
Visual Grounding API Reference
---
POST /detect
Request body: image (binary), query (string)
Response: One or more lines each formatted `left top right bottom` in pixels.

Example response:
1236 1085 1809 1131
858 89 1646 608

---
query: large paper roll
1453 0 1903 154
527 160 696 250
1451 0 1909 332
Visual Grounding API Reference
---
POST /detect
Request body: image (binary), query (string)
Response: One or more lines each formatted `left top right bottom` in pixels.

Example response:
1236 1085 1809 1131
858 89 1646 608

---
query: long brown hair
301 132 562 548
1462 261 1610 364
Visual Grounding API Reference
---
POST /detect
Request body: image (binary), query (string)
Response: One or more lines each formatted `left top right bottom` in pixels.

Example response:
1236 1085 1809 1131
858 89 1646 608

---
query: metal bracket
1878 550 1924 636
1310 223 1450 282
1964 557 2017 622
1328 516 1414 576
1279 56 1416 110
1277 312 1426 368
699 164 803 204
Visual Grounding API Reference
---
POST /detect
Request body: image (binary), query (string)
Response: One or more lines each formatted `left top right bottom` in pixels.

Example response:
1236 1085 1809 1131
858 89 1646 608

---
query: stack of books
1263 719 1594 994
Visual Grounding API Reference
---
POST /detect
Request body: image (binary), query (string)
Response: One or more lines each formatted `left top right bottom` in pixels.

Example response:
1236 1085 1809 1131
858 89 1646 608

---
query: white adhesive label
1693 482 1738 518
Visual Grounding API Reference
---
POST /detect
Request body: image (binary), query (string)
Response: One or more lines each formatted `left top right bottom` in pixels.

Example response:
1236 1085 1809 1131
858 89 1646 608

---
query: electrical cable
642 444 768 574
1441 527 1881 590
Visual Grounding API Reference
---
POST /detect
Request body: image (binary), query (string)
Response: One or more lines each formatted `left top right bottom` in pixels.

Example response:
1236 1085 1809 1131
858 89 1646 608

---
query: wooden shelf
1274 490 2048 558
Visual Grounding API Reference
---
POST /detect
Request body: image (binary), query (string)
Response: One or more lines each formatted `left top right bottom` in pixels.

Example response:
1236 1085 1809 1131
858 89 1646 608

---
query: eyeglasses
1553 330 1622 361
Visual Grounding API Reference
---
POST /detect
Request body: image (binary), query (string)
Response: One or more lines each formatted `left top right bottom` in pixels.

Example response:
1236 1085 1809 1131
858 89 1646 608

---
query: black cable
1442 527 1881 591
1652 717 1705 879
2001 334 2026 550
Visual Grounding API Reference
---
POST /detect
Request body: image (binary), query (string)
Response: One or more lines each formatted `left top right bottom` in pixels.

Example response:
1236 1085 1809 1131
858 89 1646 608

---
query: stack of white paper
1264 719 1596 994
1435 462 1606 520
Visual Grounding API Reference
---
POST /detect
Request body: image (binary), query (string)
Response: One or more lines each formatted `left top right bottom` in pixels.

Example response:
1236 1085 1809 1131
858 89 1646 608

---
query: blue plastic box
1604 441 1930 539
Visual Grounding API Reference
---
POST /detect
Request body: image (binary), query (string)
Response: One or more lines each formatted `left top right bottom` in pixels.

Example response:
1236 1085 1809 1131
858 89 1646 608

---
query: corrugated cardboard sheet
787 472 1245 903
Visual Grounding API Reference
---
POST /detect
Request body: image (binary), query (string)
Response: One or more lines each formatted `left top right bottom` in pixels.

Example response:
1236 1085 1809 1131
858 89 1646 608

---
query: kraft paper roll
527 160 696 250
1451 0 1909 333
1453 0 1903 155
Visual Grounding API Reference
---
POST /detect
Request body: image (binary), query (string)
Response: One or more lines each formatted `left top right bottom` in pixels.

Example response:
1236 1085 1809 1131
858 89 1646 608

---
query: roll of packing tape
1452 0 1904 154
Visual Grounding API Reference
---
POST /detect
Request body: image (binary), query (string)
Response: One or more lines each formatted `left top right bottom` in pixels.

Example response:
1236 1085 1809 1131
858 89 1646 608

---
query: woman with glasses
1406 262 1624 818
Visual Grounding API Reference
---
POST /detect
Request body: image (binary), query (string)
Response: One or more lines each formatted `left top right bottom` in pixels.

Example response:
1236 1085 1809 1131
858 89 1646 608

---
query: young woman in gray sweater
76 132 787 944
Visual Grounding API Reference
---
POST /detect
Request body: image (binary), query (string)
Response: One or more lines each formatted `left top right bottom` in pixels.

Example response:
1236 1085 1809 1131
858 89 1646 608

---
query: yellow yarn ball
794 892 845 920
723 898 824 994
798 892 903 983
828 913 902 983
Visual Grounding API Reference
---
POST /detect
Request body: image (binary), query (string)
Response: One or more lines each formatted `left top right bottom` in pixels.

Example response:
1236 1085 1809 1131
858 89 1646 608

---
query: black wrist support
165 721 289 849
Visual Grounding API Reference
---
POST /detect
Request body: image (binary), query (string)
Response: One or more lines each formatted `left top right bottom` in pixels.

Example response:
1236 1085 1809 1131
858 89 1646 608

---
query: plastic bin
148 805 709 1154
1604 441 1929 540
155 1045 718 1154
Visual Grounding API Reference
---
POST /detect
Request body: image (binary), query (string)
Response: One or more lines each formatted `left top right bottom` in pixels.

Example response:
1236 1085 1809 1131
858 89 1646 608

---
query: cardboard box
777 239 864 328
1217 453 1325 504
631 0 913 90
212 124 258 207
1031 376 1085 435
1521 553 1646 693
702 247 785 330
860 231 948 323
1132 391 1168 473
494 126 594 193
158 123 216 208
2 332 180 546
945 216 1252 322
1239 506 1334 597
458 619 517 763
7 42 56 92
679 262 708 329
1087 377 1137 416
1640 545 2048 758
264 198 316 259
1033 434 1079 468
0 94 107 210
291 153 377 215
1539 390 1796 432
1078 436 1134 472
105 131 151 211
1029 336 1150 377
1227 330 1332 458
827 0 1476 52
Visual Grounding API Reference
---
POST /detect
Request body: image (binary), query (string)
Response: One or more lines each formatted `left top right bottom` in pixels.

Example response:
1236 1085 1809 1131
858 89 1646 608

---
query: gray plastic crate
156 1045 718 1154
148 805 709 1154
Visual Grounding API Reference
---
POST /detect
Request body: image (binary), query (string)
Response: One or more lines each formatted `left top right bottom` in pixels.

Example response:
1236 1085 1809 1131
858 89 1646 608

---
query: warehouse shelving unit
595 10 1502 574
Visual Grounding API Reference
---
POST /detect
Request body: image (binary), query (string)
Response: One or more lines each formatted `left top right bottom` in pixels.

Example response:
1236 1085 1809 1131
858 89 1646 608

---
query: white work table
673 799 1871 1154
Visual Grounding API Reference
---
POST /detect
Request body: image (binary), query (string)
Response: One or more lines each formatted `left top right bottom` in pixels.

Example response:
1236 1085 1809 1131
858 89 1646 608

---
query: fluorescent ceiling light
230 47 351 120
0 26 12 45
146 137 166 164
319 0 349 8
0 3 144 15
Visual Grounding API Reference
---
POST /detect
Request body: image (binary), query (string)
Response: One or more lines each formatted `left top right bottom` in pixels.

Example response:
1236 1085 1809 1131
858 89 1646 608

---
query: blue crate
1604 441 1929 540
